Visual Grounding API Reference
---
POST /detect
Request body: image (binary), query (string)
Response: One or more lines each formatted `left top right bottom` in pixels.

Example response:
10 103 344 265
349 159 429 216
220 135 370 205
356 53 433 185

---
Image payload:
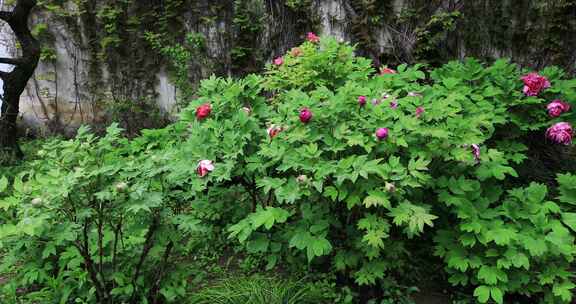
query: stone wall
1 0 575 135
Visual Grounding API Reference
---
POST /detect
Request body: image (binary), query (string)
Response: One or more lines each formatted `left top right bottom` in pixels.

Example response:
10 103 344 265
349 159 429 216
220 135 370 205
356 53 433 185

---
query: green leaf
490 286 504 304
0 176 8 193
251 207 291 230
523 236 547 256
557 173 576 205
561 212 576 233
474 285 490 303
477 266 498 285
363 191 391 209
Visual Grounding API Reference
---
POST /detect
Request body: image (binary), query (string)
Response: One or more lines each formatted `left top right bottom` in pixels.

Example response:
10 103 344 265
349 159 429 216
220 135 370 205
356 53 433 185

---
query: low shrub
0 35 575 303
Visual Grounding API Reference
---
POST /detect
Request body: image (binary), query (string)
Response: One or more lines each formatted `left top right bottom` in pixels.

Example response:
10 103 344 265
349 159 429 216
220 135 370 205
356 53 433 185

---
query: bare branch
0 11 12 22
0 58 21 65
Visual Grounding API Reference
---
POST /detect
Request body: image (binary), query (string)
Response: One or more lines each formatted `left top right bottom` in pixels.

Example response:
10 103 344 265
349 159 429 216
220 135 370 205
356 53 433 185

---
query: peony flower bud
384 182 396 193
290 48 303 57
415 106 425 118
115 182 128 193
241 107 252 115
521 72 551 96
306 32 320 43
389 100 398 109
546 100 571 117
358 96 367 107
296 175 308 183
195 103 212 120
546 122 573 145
379 67 396 75
197 160 215 177
31 198 43 207
273 57 284 66
471 144 480 163
375 128 389 140
267 125 283 139
299 108 312 123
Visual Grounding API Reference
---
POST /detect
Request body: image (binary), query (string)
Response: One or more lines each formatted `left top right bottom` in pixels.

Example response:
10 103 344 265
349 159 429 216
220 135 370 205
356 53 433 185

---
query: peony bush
0 35 575 303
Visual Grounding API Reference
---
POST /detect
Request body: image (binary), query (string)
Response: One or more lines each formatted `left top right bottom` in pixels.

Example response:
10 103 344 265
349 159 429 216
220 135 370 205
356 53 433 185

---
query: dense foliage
1 36 575 303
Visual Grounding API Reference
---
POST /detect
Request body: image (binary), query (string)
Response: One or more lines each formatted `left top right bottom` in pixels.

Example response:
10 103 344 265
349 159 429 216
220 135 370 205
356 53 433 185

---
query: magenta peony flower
197 160 215 177
196 103 212 120
306 32 320 43
267 125 283 139
546 100 571 117
471 144 480 163
521 72 551 96
299 107 312 123
375 128 389 140
358 96 367 107
389 100 398 109
379 67 396 75
273 57 284 66
415 106 425 118
546 122 573 145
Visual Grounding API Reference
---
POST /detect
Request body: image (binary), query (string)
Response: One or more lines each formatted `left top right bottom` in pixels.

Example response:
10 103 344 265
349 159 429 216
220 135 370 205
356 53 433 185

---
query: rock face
1 0 575 134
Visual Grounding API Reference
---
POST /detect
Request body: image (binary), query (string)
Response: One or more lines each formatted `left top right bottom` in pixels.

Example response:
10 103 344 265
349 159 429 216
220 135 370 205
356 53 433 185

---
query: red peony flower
546 122 573 145
196 103 212 120
379 67 397 75
521 73 551 96
546 99 571 117
267 125 283 139
197 160 215 177
306 32 320 43
299 107 312 123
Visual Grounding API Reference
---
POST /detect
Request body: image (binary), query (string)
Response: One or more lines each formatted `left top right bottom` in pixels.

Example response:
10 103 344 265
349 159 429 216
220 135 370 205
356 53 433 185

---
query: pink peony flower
196 103 212 120
306 32 320 43
389 100 398 109
379 67 397 75
197 160 215 177
371 98 381 106
299 107 312 123
290 48 303 57
358 96 367 107
546 122 573 145
471 144 480 163
521 72 551 96
546 99 571 117
267 125 283 139
273 57 284 66
296 175 308 183
375 128 389 140
415 106 425 118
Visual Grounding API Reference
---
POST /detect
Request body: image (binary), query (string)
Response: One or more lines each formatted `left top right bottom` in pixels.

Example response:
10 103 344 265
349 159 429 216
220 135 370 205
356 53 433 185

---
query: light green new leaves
388 202 437 237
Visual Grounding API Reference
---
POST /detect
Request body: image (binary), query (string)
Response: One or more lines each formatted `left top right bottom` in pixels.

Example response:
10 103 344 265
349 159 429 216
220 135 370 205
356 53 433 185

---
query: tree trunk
0 0 40 160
